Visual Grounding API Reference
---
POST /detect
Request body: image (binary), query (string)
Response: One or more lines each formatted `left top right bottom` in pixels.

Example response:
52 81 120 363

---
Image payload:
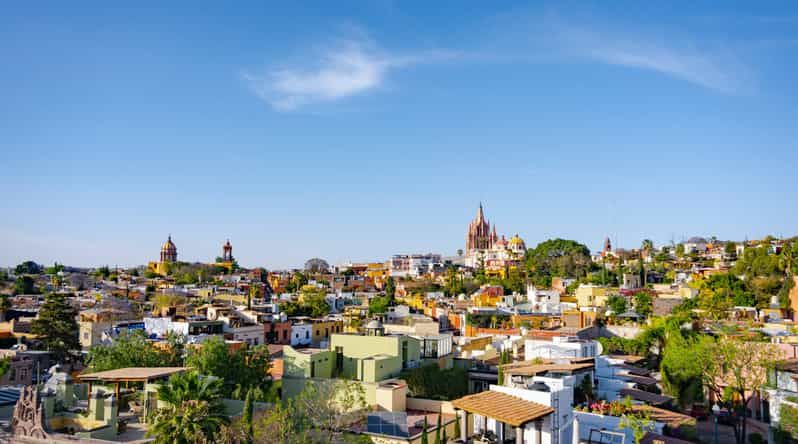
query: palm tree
640 239 654 286
148 371 229 443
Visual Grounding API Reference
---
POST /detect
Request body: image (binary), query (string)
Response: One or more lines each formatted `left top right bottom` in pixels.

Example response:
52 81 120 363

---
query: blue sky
2 1 797 269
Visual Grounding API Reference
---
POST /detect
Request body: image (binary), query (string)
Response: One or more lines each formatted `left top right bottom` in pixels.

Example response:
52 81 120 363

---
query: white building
453 379 573 444
525 336 599 360
290 323 312 346
388 254 443 278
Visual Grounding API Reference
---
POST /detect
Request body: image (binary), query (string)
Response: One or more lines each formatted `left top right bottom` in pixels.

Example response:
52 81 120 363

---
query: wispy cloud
542 16 755 95
244 37 460 111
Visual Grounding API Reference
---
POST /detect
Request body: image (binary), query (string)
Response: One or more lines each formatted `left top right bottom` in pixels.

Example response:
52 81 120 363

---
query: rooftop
452 390 554 427
79 367 189 382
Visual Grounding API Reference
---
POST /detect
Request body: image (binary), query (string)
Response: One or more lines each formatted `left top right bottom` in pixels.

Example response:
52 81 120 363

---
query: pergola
79 367 189 400
452 390 554 444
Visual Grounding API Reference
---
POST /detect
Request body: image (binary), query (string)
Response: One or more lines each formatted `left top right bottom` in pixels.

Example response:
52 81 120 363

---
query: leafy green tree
294 379 368 443
13 276 37 295
253 397 306 443
660 333 706 408
94 265 111 280
368 296 390 315
87 330 182 371
0 358 9 378
475 254 487 284
0 294 11 322
504 267 525 295
31 293 78 362
242 388 254 441
186 336 272 401
384 277 396 303
299 285 330 317
633 292 653 318
697 336 781 444
525 238 593 286
497 350 511 385
44 262 64 275
15 261 42 275
445 266 464 297
606 295 627 315
148 371 229 443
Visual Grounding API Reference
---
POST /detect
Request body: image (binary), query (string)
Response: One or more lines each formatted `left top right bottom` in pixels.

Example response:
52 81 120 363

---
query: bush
749 432 765 444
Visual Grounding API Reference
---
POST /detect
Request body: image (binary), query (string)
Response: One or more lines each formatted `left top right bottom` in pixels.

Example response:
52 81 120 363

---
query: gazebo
79 367 189 420
451 390 554 444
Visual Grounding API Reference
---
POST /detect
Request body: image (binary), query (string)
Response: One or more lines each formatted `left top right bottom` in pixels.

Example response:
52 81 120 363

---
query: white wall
290 324 312 346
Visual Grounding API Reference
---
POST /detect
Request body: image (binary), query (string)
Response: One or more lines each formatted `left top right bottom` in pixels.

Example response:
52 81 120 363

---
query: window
305 331 309 339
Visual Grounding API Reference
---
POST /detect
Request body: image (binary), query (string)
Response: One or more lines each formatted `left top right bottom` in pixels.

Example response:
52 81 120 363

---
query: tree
633 292 653 318
253 398 306 444
304 258 330 274
0 294 11 322
13 276 37 295
368 296 390 315
497 350 511 385
31 293 78 362
698 336 781 444
504 267 525 295
421 416 429 444
525 238 593 286
660 333 705 409
242 388 254 441
606 295 627 315
293 380 368 443
574 374 595 404
14 261 42 275
148 371 229 443
445 266 464 297
384 277 396 304
186 336 272 401
299 285 330 317
87 330 182 372
44 262 64 275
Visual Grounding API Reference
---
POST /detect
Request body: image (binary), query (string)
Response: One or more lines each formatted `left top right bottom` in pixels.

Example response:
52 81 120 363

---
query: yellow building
147 235 177 276
366 262 389 279
575 284 610 308
309 318 344 345
472 285 504 308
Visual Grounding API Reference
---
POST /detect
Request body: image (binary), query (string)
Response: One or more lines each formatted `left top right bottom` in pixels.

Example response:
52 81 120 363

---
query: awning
452 390 554 427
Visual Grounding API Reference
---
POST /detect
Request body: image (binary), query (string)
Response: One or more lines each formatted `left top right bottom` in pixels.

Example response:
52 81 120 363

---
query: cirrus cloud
243 38 460 111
